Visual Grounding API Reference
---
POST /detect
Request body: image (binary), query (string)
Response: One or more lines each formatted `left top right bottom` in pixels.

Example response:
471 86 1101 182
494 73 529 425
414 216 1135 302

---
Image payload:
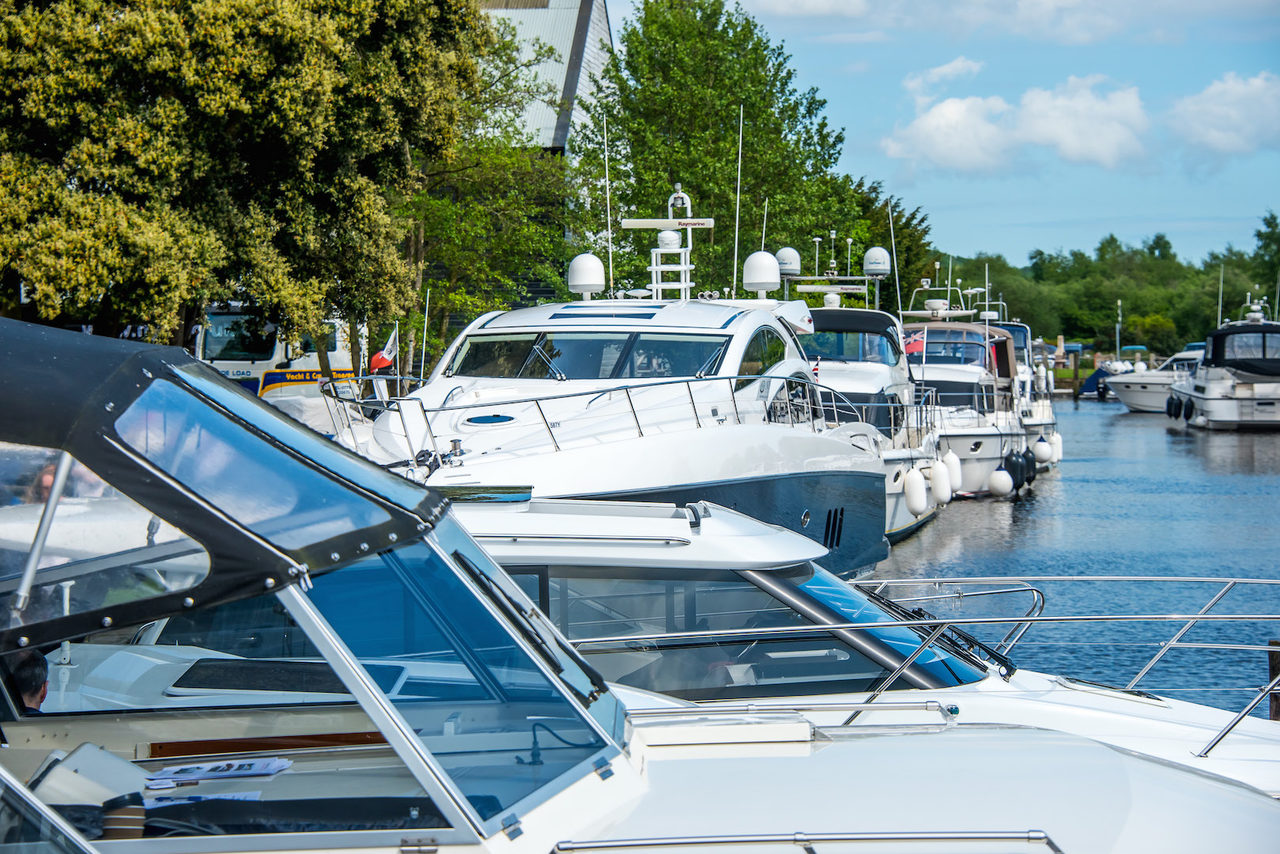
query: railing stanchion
1126 580 1237 690
623 387 644 437
533 399 561 451
686 382 701 428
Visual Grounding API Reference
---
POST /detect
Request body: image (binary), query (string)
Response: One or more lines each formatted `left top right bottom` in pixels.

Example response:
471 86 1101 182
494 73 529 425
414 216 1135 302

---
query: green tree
1253 210 1280 301
396 19 575 369
0 0 489 343
573 0 853 294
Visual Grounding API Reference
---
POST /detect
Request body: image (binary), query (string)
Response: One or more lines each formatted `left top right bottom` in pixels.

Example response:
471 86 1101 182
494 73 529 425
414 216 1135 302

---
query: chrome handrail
554 830 1064 853
322 373 874 465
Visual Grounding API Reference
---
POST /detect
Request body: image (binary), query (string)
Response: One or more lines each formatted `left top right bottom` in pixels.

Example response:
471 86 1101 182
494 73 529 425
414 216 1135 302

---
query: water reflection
873 398 1280 714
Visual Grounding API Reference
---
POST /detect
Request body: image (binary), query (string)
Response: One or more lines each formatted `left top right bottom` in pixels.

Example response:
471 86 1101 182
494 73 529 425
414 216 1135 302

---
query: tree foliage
0 0 489 342
571 0 931 304
395 18 576 367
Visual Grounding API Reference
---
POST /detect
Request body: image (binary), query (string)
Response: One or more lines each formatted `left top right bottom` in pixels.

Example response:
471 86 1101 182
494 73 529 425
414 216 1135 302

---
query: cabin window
507 564 983 702
801 330 900 365
735 327 787 388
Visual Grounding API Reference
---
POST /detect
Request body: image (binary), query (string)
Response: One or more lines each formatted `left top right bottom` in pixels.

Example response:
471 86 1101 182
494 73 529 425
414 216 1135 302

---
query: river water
873 397 1280 716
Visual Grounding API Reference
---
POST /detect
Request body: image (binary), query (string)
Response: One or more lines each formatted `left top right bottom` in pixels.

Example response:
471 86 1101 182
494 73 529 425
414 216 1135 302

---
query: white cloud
903 57 984 111
883 74 1150 171
1169 72 1280 154
1016 76 1148 166
882 96 1013 171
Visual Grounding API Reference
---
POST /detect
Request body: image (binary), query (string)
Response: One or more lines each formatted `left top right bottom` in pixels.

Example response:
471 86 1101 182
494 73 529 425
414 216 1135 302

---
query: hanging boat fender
987 466 1015 497
1050 432 1063 464
1022 448 1038 483
942 450 963 488
904 467 930 517
1165 396 1177 418
1183 397 1195 421
1004 450 1025 490
930 460 953 505
1032 435 1053 463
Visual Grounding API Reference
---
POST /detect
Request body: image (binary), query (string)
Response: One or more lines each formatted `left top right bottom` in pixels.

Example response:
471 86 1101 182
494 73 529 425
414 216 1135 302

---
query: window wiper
528 344 567 381
695 340 730 378
452 553 608 706
858 585 1010 676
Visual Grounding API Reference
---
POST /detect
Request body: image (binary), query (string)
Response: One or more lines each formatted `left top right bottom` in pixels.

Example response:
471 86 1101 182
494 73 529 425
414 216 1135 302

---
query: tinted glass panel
801 331 899 365
0 442 209 645
615 334 729 378
116 379 389 549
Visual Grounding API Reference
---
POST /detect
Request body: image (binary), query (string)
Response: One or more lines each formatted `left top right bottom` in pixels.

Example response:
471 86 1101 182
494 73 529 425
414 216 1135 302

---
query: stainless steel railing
321 373 880 466
553 829 1065 853
572 575 1280 755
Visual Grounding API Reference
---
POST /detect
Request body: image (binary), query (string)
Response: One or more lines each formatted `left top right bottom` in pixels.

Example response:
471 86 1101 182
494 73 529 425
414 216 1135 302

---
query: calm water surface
873 397 1280 714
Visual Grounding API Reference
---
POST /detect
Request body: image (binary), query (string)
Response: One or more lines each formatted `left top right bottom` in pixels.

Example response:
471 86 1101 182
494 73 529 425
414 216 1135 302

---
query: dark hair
10 650 48 701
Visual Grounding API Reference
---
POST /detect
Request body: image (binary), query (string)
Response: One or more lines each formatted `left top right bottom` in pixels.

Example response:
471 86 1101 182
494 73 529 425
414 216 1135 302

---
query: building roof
482 0 613 152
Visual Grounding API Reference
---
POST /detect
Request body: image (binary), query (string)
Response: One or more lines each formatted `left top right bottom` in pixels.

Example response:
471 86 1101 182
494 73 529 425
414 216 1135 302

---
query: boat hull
1106 373 1175 413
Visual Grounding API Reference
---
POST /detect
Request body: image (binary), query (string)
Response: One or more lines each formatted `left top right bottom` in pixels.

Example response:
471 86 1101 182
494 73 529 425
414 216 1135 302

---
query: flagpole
421 290 430 380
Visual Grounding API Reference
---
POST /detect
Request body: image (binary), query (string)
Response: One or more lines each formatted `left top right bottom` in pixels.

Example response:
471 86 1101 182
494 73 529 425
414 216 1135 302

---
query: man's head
10 650 48 711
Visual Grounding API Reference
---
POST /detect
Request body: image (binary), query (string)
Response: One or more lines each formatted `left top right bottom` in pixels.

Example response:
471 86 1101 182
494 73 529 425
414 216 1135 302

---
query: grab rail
321 373 879 466
554 830 1064 853
572 596 1280 756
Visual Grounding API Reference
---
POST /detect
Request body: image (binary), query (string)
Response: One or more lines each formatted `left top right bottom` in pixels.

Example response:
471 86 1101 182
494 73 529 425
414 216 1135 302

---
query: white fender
942 450 963 487
929 460 952 505
987 468 1015 497
1050 432 1063 464
1033 436 1053 463
904 467 929 517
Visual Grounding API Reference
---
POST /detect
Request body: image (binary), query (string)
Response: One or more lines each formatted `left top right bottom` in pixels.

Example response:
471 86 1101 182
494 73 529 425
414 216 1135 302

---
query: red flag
370 325 398 371
904 330 925 355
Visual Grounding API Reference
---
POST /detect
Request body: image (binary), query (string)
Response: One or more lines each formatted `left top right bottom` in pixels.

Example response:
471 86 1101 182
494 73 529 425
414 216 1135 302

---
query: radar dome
567 253 606 296
657 230 681 250
863 246 891 277
743 251 781 292
775 247 802 276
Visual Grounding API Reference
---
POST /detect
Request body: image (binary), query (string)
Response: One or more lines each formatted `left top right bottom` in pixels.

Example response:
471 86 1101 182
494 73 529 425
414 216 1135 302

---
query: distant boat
1104 349 1203 413
1170 299 1280 429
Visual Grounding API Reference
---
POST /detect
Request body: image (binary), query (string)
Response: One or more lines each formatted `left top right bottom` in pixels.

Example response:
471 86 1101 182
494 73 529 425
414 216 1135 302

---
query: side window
735 328 787 386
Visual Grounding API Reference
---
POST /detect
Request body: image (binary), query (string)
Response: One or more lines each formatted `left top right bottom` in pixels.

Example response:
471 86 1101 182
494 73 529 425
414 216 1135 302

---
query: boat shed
482 0 614 153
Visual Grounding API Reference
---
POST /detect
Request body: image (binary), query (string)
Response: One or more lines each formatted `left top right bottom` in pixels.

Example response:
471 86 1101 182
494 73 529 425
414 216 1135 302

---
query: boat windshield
447 332 730 380
1223 332 1280 360
799 330 900 365
14 533 618 839
507 562 983 702
115 378 390 549
200 313 276 362
905 329 989 367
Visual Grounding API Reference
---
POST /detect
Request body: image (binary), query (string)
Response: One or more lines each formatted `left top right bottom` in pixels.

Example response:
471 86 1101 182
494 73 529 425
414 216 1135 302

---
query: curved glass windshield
448 332 729 380
905 328 989 367
508 563 983 702
800 331 900 365
115 379 389 549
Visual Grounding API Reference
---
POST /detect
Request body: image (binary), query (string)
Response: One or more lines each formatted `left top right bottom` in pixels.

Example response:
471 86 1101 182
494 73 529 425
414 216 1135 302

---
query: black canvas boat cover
0 319 447 651
810 308 899 337
1203 323 1280 377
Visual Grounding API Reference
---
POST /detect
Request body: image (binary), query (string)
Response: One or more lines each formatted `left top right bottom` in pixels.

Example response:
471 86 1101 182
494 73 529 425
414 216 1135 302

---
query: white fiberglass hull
1106 372 1177 413
1175 367 1280 430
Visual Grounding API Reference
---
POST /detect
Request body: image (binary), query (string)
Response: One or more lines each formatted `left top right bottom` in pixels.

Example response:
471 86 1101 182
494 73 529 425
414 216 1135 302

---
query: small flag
904 330 925 355
370 324 398 371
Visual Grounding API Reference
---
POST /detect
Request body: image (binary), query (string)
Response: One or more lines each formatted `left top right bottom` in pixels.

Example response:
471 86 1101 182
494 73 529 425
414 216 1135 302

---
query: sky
605 0 1280 269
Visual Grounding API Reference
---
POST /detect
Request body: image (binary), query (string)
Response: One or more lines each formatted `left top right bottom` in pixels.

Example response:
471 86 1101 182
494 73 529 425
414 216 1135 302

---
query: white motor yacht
3 318 1280 854
1105 348 1202 413
439 494 1280 798
990 319 1060 463
326 194 891 576
901 319 1034 497
1170 302 1280 429
797 300 950 543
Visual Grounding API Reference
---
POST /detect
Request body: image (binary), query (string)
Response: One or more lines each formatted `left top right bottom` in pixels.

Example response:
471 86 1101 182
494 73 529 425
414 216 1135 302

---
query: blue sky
606 1 1279 269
